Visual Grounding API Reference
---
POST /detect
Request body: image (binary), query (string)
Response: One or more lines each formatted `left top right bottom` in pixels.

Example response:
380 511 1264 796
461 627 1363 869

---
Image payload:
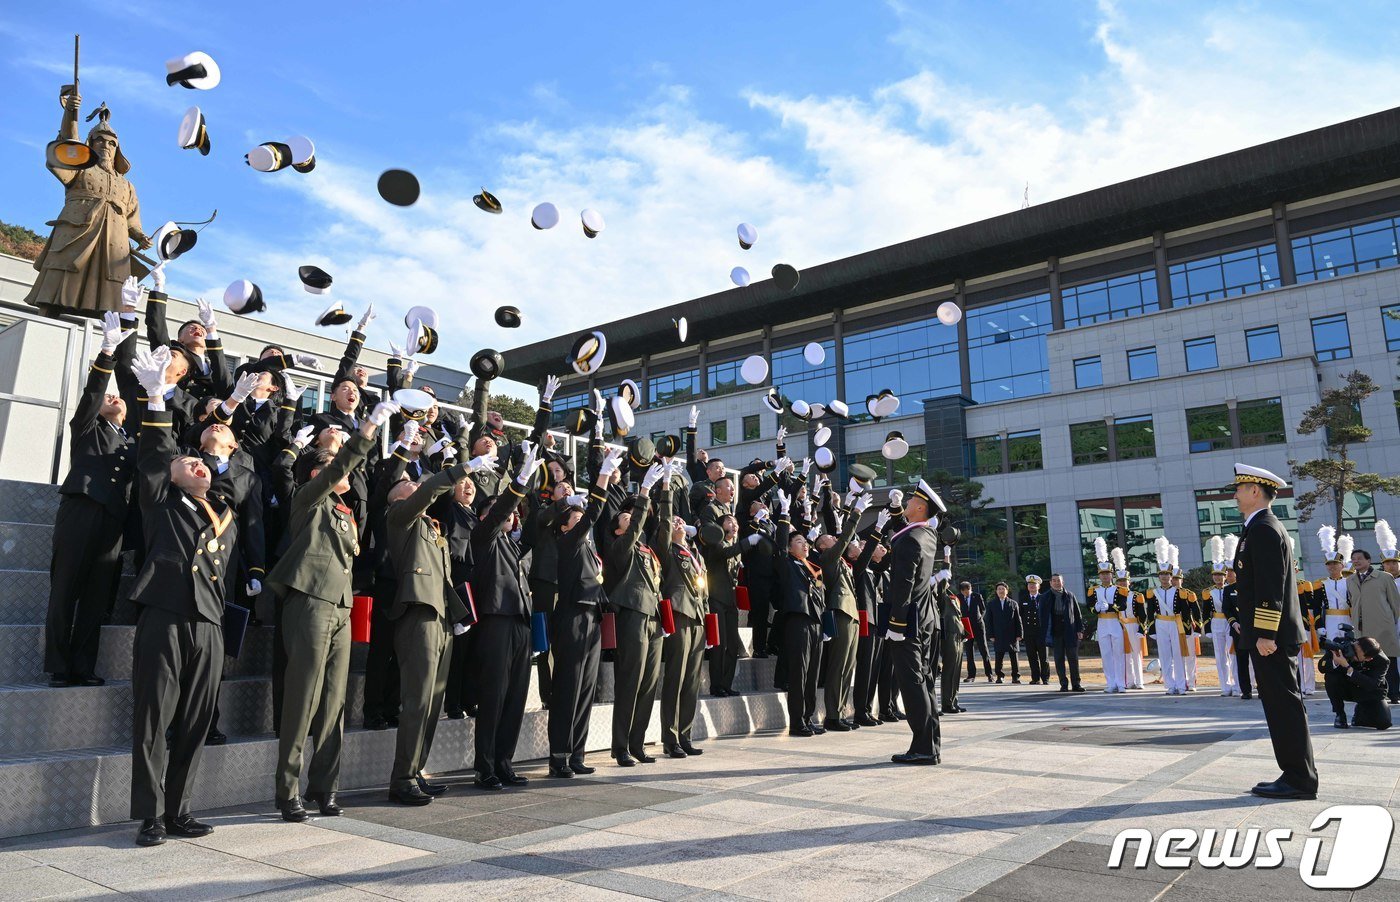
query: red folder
351 595 373 643
601 611 617 650
659 598 676 635
736 585 751 611
858 609 870 638
704 612 720 648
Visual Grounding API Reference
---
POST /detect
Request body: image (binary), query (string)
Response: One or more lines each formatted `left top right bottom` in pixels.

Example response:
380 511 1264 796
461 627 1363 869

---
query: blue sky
4 1 1400 392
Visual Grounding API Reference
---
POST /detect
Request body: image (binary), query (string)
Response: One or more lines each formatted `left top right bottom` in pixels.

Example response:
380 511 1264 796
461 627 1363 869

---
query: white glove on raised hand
776 490 791 515
591 389 605 415
292 424 316 450
776 426 787 445
357 303 376 332
888 489 904 507
542 375 562 403
875 509 892 530
246 578 262 597
427 436 451 457
933 568 952 584
565 492 587 509
399 420 421 446
150 262 166 293
367 399 402 427
807 527 821 542
403 359 420 380
598 447 625 479
132 345 172 397
100 311 135 354
687 405 699 429
196 297 218 336
801 458 813 477
281 372 307 402
853 493 871 514
292 353 321 370
440 442 458 461
746 533 762 547
121 276 143 311
388 341 404 360
885 628 906 643
641 462 666 490
468 449 498 472
229 371 261 405
754 507 770 523
773 456 792 474
515 440 541 486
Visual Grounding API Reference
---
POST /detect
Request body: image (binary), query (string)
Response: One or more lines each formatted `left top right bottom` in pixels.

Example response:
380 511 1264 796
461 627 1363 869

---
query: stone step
0 570 51 624
0 686 791 840
0 479 60 525
0 522 53 572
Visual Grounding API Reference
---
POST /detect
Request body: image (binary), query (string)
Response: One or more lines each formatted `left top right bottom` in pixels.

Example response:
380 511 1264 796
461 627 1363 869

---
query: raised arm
388 461 470 531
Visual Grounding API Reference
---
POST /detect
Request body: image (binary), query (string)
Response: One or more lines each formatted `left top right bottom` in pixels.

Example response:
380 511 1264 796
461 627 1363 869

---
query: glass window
1121 494 1164 579
772 340 835 430
1007 430 1043 472
1238 397 1285 447
1074 356 1103 389
1061 269 1160 328
548 391 589 428
1344 491 1377 532
1292 215 1400 283
968 435 1004 477
1126 347 1158 381
1311 313 1352 361
709 420 728 446
1184 336 1218 372
1114 415 1155 461
1070 421 1110 466
1185 404 1232 453
1197 487 1298 567
648 368 700 408
1382 305 1400 353
966 293 1052 403
707 359 745 398
843 315 959 420
844 450 890 488
1244 325 1282 362
1012 504 1051 578
742 414 760 442
1078 498 1118 578
1394 390 1400 432
890 445 926 487
1168 244 1281 306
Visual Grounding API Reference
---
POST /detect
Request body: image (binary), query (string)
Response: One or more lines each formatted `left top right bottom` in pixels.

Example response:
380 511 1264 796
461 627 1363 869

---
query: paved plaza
3 680 1398 901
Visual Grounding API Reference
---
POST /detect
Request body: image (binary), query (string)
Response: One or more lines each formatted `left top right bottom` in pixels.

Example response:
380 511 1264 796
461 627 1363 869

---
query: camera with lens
1322 622 1358 662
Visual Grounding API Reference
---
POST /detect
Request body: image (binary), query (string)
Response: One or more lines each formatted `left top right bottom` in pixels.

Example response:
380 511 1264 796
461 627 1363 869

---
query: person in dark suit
142 272 229 404
656 464 709 758
960 581 990 683
126 345 235 847
1044 574 1084 691
851 514 890 725
774 489 826 736
1018 575 1049 685
988 581 1022 683
331 307 381 419
45 314 136 687
1231 463 1317 800
1320 638 1391 730
1220 537 1252 699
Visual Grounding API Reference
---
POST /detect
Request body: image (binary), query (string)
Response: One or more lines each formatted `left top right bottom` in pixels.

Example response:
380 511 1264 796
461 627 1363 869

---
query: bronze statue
26 51 152 319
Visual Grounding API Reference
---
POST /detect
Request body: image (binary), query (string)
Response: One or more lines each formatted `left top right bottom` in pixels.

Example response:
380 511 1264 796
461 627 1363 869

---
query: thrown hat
736 222 758 250
867 389 900 420
394 388 435 420
378 169 421 206
413 323 440 355
762 387 783 415
1233 463 1288 490
495 306 521 328
828 399 849 419
177 106 210 155
627 437 655 468
404 305 439 330
470 348 504 381
674 316 688 343
739 354 768 385
936 301 963 326
849 463 878 487
803 342 825 366
564 408 599 436
223 279 265 314
882 431 909 460
656 434 680 458
789 399 812 421
568 331 607 376
772 263 800 292
316 300 351 327
298 265 333 294
813 446 836 473
618 379 640 408
152 221 197 262
730 266 751 287
246 142 293 172
581 208 605 238
165 51 221 90
809 402 828 421
608 394 635 437
699 523 725 546
531 202 560 230
813 425 831 447
285 136 316 173
910 478 948 515
472 187 502 214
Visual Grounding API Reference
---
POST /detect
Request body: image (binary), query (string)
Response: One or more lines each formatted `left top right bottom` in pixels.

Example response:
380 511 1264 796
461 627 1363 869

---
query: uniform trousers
362 578 401 723
529 578 558 707
1232 626 1254 695
878 634 901 715
1025 635 1049 683
611 606 663 756
1097 617 1126 691
1210 619 1238 694
660 612 705 748
940 627 963 710
130 606 222 819
709 606 742 693
389 605 450 790
853 629 882 719
471 614 532 780
783 613 821 727
45 496 124 679
1250 641 1318 793
748 578 774 656
1123 621 1145 688
547 601 601 767
965 628 991 679
822 610 858 722
274 591 351 802
889 624 940 757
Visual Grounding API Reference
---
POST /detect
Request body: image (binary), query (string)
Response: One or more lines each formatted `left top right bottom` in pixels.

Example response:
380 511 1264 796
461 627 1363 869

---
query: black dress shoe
680 743 703 756
940 706 957 714
472 776 503 792
808 721 827 735
995 677 1004 684
136 818 166 846
1240 692 1253 700
854 715 882 727
386 716 400 727
548 765 575 778
891 752 939 765
445 710 465 720
788 725 814 737
390 784 436 804
48 675 72 688
823 719 852 732
955 705 968 713
1251 780 1316 800
73 675 105 687
464 705 478 717
631 749 657 764
1012 678 1022 684
1059 686 1070 692
205 728 227 746
277 797 310 821
1073 686 1086 692
664 746 688 759
304 792 341 816
712 688 732 698
568 759 596 775
364 717 389 731
501 772 529 786
1334 714 1350 729
164 813 214 837
416 773 447 796
842 718 861 730
614 753 636 767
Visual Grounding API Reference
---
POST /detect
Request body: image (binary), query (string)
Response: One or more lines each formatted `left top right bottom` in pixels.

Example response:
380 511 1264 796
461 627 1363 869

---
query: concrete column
832 310 845 402
1273 202 1297 286
1105 414 1119 462
639 355 650 409
761 326 773 387
1048 257 1065 331
999 428 1011 474
1153 230 1173 310
955 279 972 399
696 342 709 398
1227 399 1241 449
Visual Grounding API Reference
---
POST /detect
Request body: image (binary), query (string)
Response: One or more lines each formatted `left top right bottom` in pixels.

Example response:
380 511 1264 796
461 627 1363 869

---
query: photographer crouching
1320 625 1392 730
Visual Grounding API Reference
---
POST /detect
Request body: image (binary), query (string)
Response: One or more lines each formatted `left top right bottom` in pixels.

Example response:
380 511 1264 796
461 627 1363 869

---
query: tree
481 394 537 443
0 220 44 260
925 468 1008 591
1289 370 1400 531
1181 563 1214 598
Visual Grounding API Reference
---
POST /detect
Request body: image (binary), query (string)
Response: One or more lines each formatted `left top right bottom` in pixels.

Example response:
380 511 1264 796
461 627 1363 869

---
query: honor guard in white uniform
1317 527 1353 645
1118 549 1147 690
1089 538 1126 693
1146 538 1187 695
1171 545 1201 691
1202 536 1239 695
1377 521 1400 579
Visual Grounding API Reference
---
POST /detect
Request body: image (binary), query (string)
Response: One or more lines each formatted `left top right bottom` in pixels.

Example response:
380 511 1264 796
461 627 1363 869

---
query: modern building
503 106 1400 591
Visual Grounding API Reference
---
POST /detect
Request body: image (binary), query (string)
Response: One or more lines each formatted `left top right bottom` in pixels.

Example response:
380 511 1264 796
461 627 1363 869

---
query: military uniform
144 290 230 403
851 526 886 724
1177 582 1202 691
1017 584 1048 684
818 512 862 728
938 588 966 711
548 488 608 772
1089 575 1126 693
774 516 825 732
657 492 707 755
1146 584 1186 694
1203 580 1239 696
701 527 746 696
604 494 664 762
883 507 947 762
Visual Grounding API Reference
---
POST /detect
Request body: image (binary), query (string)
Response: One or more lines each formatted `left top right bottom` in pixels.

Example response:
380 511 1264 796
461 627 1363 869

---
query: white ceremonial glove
150 262 166 293
776 425 787 445
515 440 541 486
934 568 952 584
452 622 470 636
687 405 699 429
399 420 421 446
641 462 666 491
229 371 261 405
565 492 587 509
876 509 891 530
357 303 376 332
292 424 316 450
807 527 820 542
468 451 498 473
292 353 321 370
684 525 697 538
888 489 904 507
246 579 262 597
121 276 143 311
196 297 218 337
746 533 762 547
885 628 906 642
100 311 135 354
542 374 562 403
403 358 421 380
367 399 402 427
854 493 872 514
281 372 307 402
133 345 172 398
776 490 791 515
440 442 458 461
773 456 792 474
754 507 770 523
591 389 605 416
388 340 404 360
801 458 813 477
844 490 857 509
598 447 625 479
427 435 451 457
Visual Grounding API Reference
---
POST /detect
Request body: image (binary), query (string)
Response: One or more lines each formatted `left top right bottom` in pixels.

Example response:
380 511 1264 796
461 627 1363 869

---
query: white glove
876 510 891 530
641 462 666 490
773 456 792 473
598 447 625 479
196 297 218 337
746 533 762 547
591 389 605 415
292 424 316 450
854 493 871 514
565 492 587 509
120 276 142 311
934 568 952 584
403 358 420 380
400 420 421 446
885 628 906 642
246 579 263 597
281 372 307 402
807 527 820 541
776 425 787 445
132 345 172 397
684 525 697 538
452 622 470 636
844 490 858 509
515 440 541 486
292 353 321 370
229 371 260 405
468 451 498 472
427 436 451 457
441 442 458 461
776 490 791 515
367 399 402 427
687 405 699 429
357 303 376 332
100 311 135 354
542 375 562 403
150 262 166 293
801 458 813 477
888 489 905 507
388 340 404 360
754 507 770 523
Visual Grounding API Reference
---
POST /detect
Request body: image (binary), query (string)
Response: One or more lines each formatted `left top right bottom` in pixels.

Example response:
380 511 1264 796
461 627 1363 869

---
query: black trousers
1250 642 1318 792
45 496 124 678
529 578 558 707
547 601 601 765
443 629 475 716
362 578 401 723
853 631 882 719
1025 638 1049 683
710 606 741 693
878 635 901 715
1387 657 1400 703
1323 669 1393 728
783 614 821 727
1233 627 1253 695
1052 631 1082 689
130 606 222 819
939 628 962 710
965 630 991 678
748 578 774 656
472 615 532 780
994 641 1020 679
889 625 940 756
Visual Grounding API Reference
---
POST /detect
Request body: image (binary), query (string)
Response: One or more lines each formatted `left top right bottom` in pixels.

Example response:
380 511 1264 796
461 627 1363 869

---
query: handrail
0 305 93 483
